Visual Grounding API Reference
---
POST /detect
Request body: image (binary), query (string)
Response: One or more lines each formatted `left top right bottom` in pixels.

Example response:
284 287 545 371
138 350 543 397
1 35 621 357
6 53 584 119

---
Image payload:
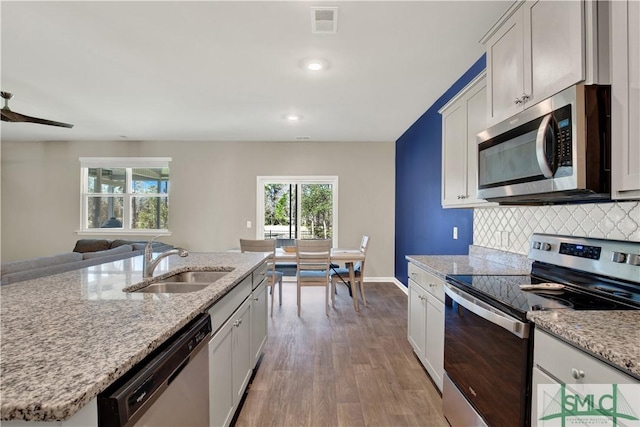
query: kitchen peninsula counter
0 252 268 423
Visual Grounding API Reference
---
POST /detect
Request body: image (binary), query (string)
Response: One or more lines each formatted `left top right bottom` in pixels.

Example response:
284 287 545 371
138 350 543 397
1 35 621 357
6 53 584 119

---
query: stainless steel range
443 233 640 427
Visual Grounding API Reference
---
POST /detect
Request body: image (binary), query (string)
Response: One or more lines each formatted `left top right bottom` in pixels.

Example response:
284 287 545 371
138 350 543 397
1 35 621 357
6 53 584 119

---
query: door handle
444 283 529 339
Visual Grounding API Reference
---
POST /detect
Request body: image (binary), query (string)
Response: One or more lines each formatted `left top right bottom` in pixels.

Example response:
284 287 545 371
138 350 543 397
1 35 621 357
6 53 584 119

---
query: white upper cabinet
484 0 591 126
611 0 640 199
440 71 497 208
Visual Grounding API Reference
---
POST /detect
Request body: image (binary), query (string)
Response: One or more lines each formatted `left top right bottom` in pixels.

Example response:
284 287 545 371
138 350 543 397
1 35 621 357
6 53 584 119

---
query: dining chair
295 239 332 316
331 235 370 308
239 238 283 316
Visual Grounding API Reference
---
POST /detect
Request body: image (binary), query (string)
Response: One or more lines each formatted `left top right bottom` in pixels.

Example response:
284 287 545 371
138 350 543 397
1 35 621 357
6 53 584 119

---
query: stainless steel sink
130 270 232 293
160 271 230 283
136 283 211 293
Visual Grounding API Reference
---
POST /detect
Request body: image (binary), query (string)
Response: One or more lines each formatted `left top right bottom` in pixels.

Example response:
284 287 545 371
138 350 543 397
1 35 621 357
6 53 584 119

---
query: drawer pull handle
571 368 585 379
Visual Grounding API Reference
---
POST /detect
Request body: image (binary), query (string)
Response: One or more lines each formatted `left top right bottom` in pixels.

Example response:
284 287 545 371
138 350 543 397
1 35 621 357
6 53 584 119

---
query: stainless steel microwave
476 84 611 204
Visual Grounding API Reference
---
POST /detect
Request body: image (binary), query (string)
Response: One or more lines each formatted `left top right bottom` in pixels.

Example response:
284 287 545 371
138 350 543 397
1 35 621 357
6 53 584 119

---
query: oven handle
535 113 555 178
444 283 530 339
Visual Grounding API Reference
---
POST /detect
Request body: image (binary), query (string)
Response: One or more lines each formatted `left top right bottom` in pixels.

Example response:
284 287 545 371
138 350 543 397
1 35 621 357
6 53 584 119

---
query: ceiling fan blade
1 108 73 128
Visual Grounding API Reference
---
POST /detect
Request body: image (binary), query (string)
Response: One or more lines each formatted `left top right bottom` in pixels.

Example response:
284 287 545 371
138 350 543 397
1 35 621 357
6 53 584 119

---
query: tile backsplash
473 201 640 255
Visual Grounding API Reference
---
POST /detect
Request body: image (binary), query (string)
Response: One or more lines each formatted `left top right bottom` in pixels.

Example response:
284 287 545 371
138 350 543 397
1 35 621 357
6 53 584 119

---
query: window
257 176 338 246
79 158 171 233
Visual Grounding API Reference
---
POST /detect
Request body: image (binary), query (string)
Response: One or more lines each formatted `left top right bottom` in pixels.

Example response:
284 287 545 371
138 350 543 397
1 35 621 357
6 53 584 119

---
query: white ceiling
0 1 509 143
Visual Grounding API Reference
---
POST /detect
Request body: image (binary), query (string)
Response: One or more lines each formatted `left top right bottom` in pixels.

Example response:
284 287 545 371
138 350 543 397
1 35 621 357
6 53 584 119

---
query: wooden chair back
295 239 332 316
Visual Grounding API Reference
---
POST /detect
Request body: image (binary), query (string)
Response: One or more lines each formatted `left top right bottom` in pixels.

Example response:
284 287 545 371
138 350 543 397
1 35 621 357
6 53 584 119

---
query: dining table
274 247 366 312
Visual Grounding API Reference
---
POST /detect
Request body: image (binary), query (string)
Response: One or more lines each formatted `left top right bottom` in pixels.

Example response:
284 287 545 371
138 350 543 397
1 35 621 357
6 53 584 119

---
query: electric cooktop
445 234 640 322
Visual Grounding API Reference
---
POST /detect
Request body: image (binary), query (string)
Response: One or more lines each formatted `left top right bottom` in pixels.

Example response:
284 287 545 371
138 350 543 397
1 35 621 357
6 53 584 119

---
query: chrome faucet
143 236 189 278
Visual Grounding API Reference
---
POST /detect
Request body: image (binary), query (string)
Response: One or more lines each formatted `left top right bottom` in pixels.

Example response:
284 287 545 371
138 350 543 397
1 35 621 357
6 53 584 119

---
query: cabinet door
209 318 235 427
465 78 494 207
612 0 640 199
424 294 444 392
486 10 524 125
233 299 252 407
407 278 427 362
441 103 468 206
525 0 585 106
250 279 268 367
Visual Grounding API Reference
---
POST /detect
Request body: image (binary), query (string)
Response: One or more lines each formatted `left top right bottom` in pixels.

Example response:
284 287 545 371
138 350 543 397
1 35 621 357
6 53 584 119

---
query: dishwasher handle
444 283 530 339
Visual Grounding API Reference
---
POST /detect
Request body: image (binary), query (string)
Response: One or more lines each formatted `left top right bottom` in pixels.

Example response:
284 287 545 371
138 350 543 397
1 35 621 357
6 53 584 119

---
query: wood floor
234 280 447 427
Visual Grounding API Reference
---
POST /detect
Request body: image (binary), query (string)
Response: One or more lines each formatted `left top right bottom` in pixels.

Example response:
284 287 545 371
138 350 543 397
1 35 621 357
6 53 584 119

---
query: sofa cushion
73 239 111 253
1 252 83 276
109 239 133 249
1 260 88 285
82 245 133 260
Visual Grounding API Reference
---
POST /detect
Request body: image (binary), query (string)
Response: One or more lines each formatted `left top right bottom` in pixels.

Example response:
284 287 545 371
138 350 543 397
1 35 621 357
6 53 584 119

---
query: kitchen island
0 251 268 424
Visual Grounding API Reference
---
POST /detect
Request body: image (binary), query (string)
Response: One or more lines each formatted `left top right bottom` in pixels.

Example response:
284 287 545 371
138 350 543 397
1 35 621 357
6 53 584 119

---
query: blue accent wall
395 55 486 286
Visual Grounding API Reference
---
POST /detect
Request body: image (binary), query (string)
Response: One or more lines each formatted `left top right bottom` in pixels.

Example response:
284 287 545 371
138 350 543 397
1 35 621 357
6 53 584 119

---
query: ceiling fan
1 91 74 128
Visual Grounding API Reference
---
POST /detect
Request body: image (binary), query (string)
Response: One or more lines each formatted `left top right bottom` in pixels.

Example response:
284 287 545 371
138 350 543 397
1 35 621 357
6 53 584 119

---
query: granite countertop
527 311 640 380
0 251 268 422
406 245 532 280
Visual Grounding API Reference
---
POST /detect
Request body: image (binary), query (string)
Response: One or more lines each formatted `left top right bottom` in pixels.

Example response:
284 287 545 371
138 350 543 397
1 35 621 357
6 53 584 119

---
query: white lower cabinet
250 278 268 366
209 296 251 427
208 262 268 427
531 329 639 426
407 262 444 392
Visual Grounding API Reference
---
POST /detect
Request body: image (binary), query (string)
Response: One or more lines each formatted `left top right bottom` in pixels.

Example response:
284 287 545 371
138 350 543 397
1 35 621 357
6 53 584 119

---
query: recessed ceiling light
285 114 302 121
301 58 329 72
307 61 323 71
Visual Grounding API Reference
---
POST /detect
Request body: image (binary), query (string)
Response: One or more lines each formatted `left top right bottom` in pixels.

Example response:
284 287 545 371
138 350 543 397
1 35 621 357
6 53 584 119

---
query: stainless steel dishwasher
98 314 212 427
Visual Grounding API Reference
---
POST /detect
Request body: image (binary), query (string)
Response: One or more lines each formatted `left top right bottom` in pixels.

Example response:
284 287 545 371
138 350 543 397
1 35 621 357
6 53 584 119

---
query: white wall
1 140 395 277
474 201 640 254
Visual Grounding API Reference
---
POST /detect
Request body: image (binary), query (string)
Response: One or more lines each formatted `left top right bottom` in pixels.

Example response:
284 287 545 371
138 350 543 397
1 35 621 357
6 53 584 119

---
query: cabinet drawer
408 263 444 303
534 329 637 385
252 262 268 290
208 275 251 334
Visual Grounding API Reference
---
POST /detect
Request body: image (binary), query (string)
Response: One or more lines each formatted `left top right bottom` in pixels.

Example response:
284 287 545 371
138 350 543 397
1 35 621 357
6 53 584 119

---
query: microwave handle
535 113 555 178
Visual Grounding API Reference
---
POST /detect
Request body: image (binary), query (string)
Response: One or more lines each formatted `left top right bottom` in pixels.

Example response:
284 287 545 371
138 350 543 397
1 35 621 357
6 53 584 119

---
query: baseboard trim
283 275 408 295
364 277 407 294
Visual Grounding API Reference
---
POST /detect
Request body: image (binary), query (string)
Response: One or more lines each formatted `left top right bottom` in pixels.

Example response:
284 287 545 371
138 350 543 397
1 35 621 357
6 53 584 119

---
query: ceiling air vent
311 7 338 34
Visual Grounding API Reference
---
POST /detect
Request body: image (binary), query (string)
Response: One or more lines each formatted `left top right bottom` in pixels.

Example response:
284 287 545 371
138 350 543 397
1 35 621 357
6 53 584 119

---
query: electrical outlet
453 227 458 240
246 221 252 229
501 231 510 247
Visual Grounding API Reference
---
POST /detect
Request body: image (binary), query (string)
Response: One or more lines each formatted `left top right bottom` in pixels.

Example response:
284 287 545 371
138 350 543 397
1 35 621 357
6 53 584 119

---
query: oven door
443 283 532 427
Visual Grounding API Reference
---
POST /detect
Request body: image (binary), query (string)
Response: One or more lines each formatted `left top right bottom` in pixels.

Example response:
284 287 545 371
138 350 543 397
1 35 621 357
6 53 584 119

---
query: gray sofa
1 239 174 286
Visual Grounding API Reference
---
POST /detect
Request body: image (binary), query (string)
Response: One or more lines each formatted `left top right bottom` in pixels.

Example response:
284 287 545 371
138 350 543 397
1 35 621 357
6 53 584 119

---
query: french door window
257 176 338 247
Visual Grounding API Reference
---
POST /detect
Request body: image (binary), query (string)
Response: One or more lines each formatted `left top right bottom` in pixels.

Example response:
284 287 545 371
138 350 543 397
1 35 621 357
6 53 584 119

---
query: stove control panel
529 233 640 284
559 243 601 260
